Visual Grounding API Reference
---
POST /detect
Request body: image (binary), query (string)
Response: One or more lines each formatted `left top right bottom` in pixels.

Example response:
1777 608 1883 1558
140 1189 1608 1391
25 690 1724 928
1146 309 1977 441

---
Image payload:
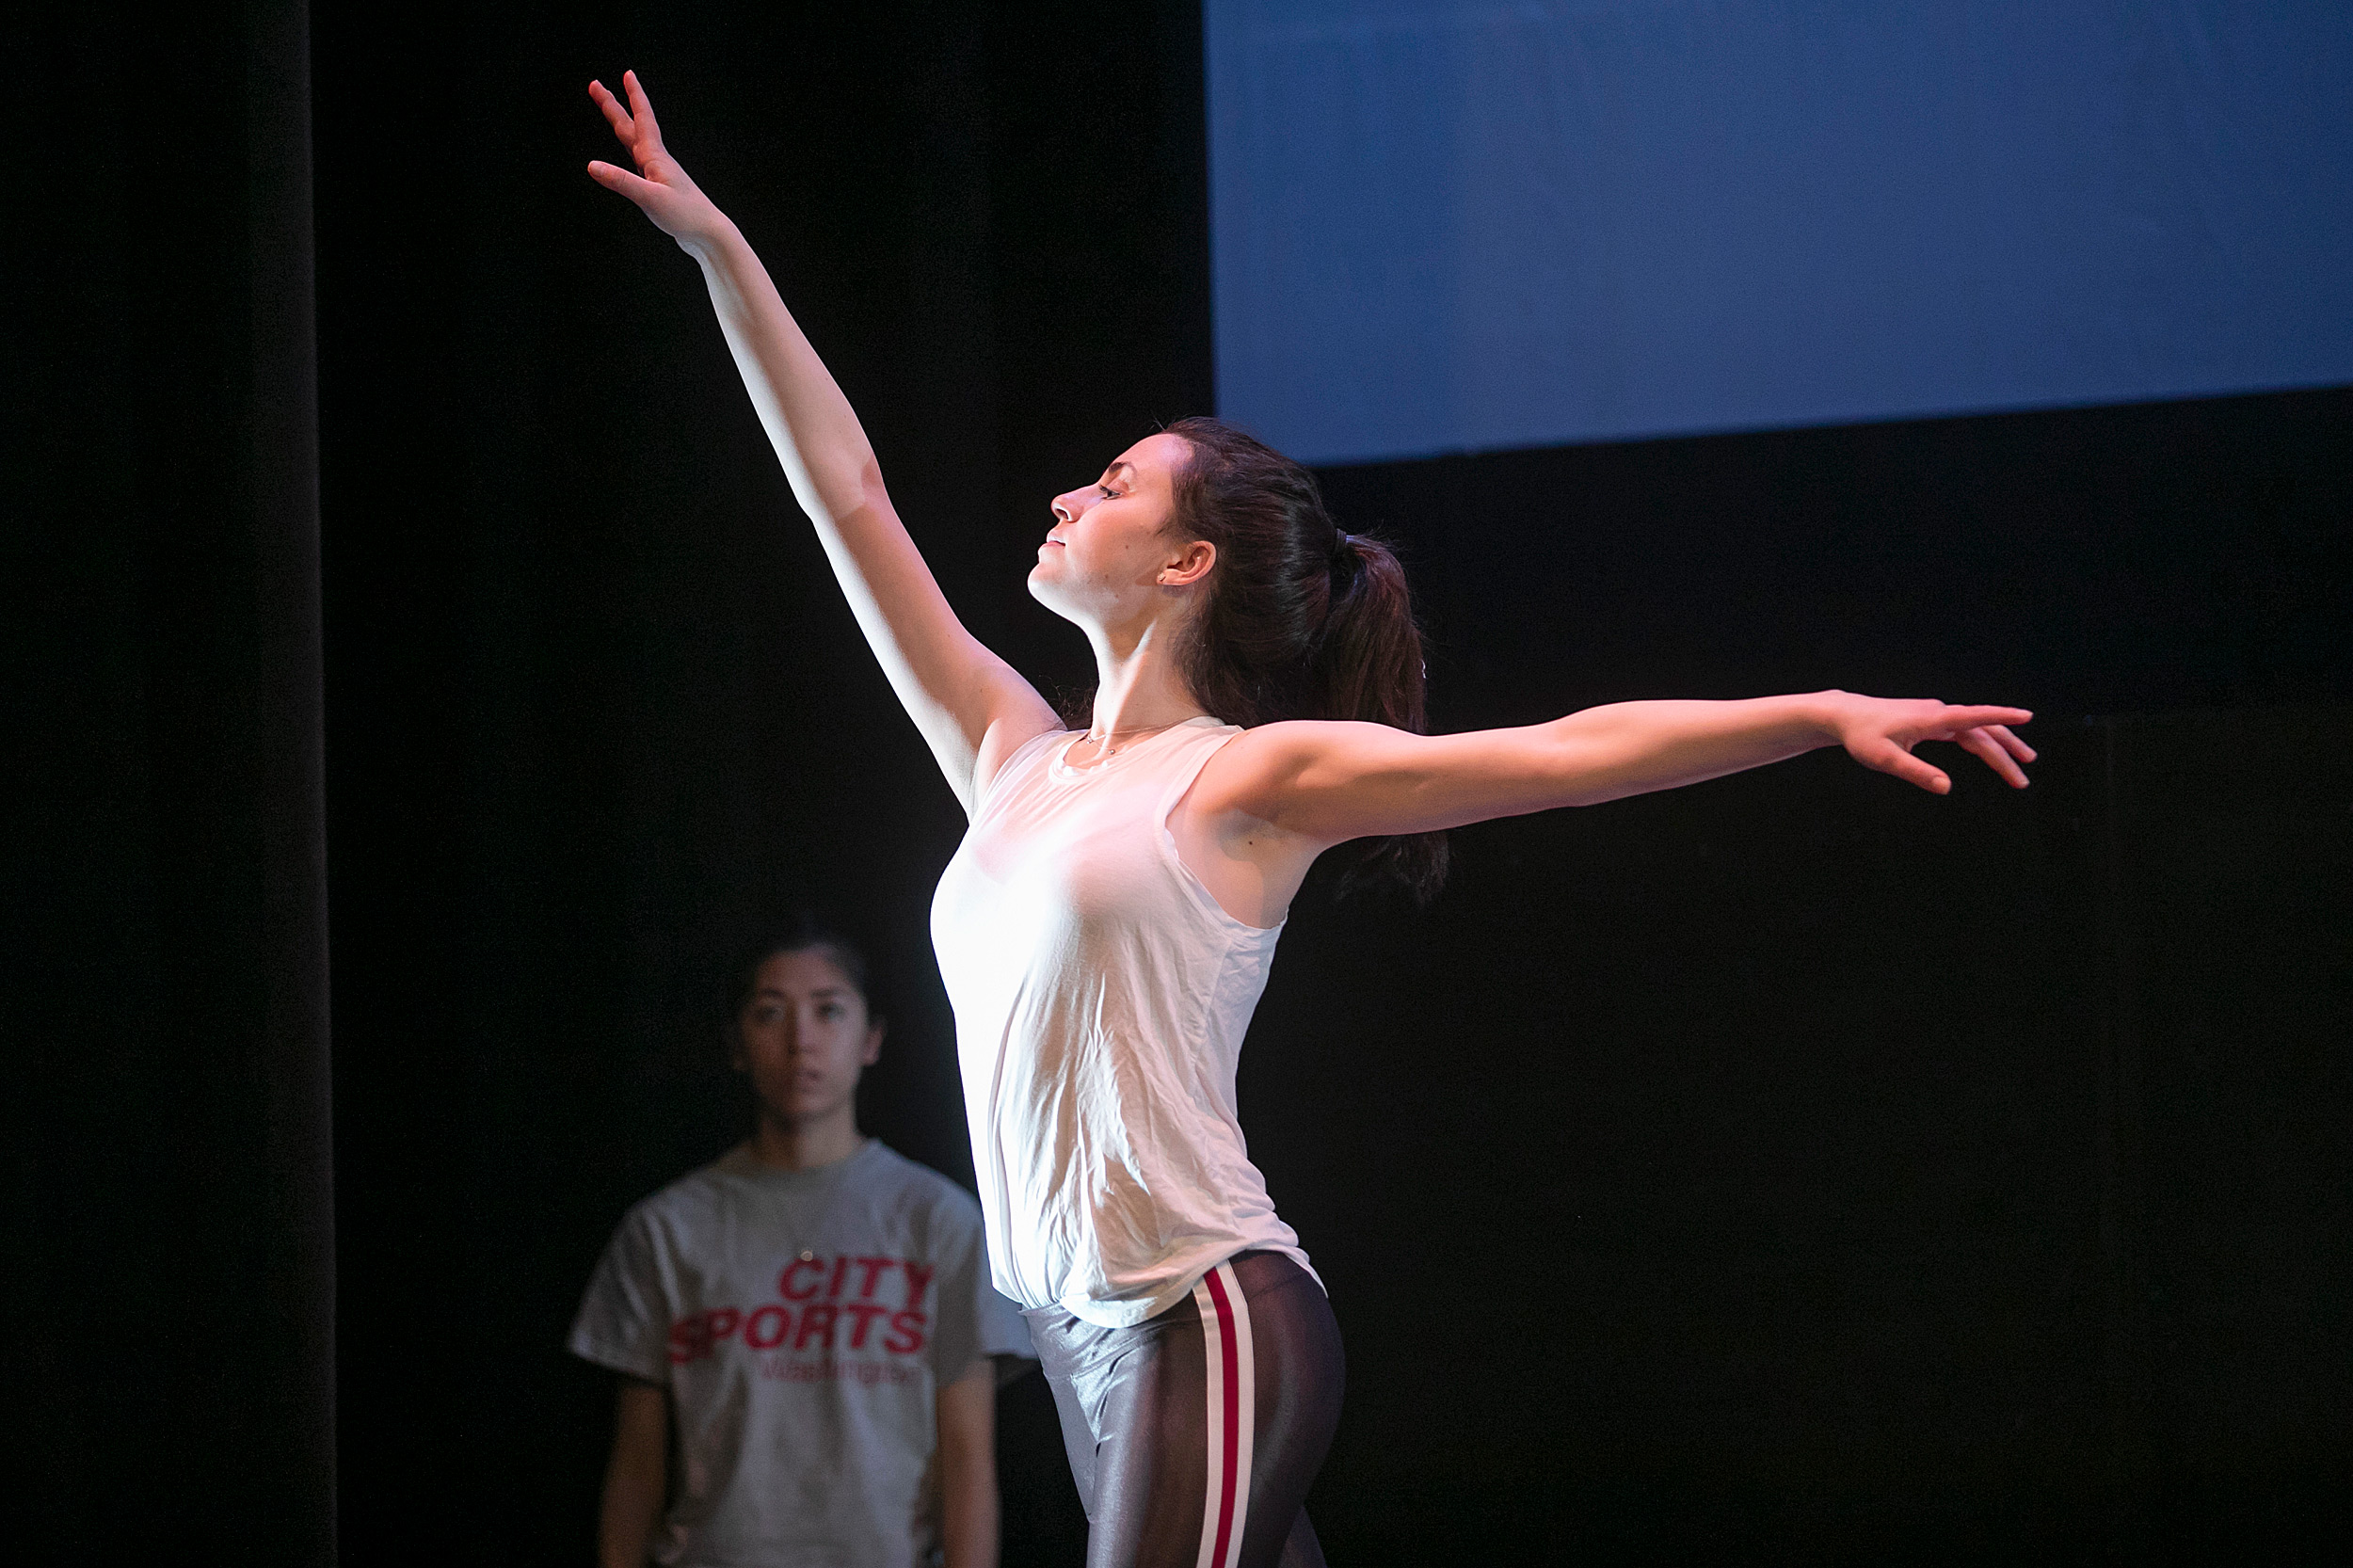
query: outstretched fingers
589 71 664 167
1933 708 2035 790
583 69 715 238
621 69 664 144
585 159 662 203
589 78 634 142
1858 736 1951 795
1955 727 2030 788
1989 724 2038 764
1924 705 2033 737
1841 698 2036 794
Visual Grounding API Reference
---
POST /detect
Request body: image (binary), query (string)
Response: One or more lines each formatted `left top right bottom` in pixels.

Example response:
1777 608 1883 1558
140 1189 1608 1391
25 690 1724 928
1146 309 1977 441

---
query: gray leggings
1023 1251 1345 1568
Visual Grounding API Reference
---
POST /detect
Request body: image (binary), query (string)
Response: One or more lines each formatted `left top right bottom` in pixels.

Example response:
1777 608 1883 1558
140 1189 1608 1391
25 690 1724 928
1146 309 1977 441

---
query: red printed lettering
779 1258 824 1300
852 1256 893 1298
794 1303 840 1350
744 1304 791 1349
841 1301 889 1349
706 1307 741 1344
884 1308 928 1355
900 1261 936 1310
825 1256 849 1298
667 1317 706 1365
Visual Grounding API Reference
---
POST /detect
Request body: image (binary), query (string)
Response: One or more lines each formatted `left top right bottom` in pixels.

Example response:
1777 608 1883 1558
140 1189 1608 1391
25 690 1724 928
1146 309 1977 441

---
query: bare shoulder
1193 719 1426 820
1222 718 1438 769
1202 717 1374 778
966 699 1066 806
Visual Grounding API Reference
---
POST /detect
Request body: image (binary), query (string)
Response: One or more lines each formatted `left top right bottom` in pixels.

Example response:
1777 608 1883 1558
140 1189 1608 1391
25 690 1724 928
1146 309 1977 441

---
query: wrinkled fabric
568 1142 1032 1568
932 719 1317 1328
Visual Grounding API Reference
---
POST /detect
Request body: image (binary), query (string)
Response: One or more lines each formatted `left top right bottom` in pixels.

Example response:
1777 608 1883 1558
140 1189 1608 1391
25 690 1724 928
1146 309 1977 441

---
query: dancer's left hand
1824 694 2036 792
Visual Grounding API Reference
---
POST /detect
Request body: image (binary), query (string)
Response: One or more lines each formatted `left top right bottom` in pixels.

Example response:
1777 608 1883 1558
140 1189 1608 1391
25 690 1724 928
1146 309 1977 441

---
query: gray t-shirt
569 1140 1032 1568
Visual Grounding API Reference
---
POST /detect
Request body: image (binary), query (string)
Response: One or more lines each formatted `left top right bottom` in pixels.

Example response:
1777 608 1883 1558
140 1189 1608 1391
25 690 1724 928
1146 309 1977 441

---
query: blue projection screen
1207 2 2353 465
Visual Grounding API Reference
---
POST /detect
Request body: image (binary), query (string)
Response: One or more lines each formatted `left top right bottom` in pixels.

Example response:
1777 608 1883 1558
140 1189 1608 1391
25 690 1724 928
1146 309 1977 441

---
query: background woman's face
732 947 882 1128
1028 431 1196 623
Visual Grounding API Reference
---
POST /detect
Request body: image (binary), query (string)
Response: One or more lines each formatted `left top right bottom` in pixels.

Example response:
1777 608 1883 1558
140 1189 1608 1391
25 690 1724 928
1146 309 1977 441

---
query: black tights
1024 1251 1345 1568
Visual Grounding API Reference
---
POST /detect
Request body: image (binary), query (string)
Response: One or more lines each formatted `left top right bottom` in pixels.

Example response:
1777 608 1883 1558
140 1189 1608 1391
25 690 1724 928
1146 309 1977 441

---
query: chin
1025 568 1079 622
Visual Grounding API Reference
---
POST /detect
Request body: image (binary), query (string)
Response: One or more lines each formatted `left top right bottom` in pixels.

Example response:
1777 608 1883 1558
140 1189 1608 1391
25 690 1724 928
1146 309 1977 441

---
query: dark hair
727 916 877 1025
1162 416 1448 900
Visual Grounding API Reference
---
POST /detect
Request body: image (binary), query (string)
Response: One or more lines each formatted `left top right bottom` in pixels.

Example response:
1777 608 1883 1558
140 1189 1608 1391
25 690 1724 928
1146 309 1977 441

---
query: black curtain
7 2 334 1560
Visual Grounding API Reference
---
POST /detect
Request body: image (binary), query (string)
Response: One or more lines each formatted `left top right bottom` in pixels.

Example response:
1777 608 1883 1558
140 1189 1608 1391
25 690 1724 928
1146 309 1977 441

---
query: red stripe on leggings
1205 1265 1241 1568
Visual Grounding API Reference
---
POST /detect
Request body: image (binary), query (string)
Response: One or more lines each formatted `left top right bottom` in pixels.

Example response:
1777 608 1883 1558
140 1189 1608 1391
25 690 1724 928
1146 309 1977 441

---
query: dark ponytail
1163 416 1448 900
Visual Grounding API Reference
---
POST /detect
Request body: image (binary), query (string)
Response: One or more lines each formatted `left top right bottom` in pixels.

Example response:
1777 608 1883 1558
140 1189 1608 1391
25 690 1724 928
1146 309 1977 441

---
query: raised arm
1204 691 2035 847
587 72 1059 808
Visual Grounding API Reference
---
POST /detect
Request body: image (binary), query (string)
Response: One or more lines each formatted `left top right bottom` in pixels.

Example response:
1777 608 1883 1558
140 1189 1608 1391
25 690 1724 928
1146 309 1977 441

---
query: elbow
807 460 888 532
831 457 889 523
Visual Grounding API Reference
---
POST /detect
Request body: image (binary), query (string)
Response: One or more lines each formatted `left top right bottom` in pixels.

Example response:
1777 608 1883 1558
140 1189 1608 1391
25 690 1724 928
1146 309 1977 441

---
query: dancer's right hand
587 71 728 248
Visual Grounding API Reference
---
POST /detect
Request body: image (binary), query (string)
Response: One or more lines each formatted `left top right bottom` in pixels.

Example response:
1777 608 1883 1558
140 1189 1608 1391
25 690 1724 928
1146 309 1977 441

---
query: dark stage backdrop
10 0 335 1560
109 1 2343 1565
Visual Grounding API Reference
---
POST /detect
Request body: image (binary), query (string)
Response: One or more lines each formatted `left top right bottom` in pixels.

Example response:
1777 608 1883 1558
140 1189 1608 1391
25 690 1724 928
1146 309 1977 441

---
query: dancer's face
1030 433 1215 629
732 947 883 1128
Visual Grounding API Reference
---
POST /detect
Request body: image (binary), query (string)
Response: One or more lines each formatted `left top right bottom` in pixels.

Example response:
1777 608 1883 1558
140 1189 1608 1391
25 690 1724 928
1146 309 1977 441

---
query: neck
748 1105 863 1172
1083 613 1209 740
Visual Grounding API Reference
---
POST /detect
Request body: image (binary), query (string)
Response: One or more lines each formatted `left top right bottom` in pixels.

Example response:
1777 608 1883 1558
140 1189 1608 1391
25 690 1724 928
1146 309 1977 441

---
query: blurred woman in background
570 923 1030 1568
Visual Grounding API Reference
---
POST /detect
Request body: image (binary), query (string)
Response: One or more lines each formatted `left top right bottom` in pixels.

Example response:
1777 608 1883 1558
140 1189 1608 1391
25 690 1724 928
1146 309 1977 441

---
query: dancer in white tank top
584 70 2037 1568
932 716 1313 1328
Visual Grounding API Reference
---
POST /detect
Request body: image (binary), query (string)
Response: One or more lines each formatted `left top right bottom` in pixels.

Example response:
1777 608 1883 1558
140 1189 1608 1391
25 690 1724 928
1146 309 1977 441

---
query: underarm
1165 789 1324 931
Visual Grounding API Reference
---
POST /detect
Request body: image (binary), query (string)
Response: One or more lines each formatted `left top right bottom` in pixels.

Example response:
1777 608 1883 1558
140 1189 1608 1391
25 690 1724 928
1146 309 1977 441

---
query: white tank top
930 717 1317 1328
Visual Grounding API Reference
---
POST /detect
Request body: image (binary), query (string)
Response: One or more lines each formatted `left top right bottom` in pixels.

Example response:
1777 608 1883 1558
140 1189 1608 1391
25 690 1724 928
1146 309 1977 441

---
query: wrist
1796 689 1854 742
679 214 746 267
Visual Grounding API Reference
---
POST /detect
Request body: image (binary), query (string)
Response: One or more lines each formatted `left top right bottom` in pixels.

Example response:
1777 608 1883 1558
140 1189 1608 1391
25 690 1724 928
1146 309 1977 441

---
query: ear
1157 538 1216 589
860 1018 886 1067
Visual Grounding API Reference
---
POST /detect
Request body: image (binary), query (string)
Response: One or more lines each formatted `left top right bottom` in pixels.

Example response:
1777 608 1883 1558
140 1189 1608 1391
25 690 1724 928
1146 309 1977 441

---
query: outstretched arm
1206 692 2035 846
587 72 1059 808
